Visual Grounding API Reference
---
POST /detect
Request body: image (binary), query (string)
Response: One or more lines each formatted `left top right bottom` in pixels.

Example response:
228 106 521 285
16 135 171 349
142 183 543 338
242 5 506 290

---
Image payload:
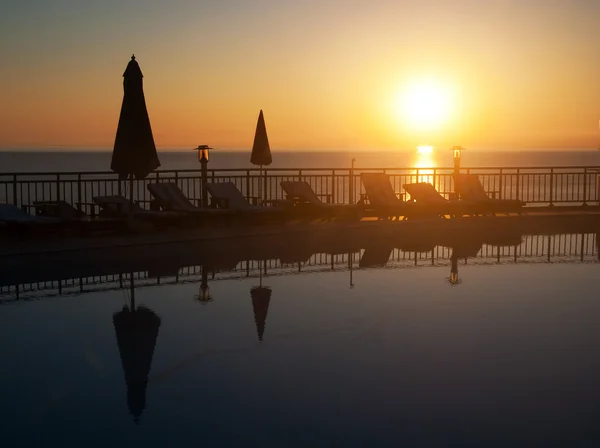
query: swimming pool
2 231 600 446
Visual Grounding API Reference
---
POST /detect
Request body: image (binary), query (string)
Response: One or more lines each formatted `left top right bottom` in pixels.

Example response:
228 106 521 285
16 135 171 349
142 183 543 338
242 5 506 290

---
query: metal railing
2 165 600 212
1 232 597 301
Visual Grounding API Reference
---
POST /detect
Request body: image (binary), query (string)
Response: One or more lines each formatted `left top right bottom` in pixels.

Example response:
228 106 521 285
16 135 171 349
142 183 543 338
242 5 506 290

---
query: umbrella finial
131 54 136 60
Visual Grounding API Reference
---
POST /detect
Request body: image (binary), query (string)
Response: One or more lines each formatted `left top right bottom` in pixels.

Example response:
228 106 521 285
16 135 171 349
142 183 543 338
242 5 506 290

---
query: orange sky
1 0 598 151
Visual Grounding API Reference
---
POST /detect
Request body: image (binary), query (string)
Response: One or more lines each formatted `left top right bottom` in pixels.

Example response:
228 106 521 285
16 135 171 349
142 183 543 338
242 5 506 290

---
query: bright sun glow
417 145 433 154
397 80 453 129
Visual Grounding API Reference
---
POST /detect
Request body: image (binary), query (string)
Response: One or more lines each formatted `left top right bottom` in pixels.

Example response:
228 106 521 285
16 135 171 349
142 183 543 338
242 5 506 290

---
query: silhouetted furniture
280 181 362 220
360 173 409 219
0 203 64 237
206 182 288 221
147 183 233 223
402 182 465 216
23 200 129 233
360 173 438 219
359 245 393 268
28 200 85 220
93 195 183 226
455 174 525 214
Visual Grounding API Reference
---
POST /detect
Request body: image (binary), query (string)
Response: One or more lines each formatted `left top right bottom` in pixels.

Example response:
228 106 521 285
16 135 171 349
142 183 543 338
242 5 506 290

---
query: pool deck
1 207 600 286
2 207 600 257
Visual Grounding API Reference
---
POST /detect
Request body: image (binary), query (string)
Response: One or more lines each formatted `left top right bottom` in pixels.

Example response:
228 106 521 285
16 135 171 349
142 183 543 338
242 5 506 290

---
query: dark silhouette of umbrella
250 260 271 342
250 110 272 201
113 297 161 424
111 55 160 181
250 110 272 167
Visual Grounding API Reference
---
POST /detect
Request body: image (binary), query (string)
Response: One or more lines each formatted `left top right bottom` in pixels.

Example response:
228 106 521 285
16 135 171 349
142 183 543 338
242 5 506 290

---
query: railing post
516 168 520 201
246 170 250 201
583 168 588 206
331 169 336 204
56 174 61 201
549 168 554 206
77 174 82 211
349 159 355 205
498 169 503 200
12 174 17 206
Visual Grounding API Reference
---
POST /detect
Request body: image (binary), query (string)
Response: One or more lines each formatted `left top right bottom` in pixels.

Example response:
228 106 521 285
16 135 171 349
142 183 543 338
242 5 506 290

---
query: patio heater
194 145 212 208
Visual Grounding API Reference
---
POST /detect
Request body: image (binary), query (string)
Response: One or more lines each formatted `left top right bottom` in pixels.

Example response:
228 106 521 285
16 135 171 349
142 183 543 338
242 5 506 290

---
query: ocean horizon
1 149 600 173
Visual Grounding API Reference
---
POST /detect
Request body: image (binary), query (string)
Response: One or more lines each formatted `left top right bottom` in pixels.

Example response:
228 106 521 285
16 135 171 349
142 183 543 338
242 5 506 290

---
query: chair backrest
206 182 253 210
93 195 144 216
360 173 400 207
402 183 447 203
147 183 198 212
280 181 323 205
456 174 489 201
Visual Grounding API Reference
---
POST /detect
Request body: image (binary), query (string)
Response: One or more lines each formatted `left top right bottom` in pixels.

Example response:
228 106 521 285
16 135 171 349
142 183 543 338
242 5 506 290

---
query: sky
0 0 599 151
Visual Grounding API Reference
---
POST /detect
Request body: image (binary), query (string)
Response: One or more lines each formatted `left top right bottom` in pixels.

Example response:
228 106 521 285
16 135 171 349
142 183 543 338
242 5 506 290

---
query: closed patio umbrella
250 110 272 201
111 55 160 202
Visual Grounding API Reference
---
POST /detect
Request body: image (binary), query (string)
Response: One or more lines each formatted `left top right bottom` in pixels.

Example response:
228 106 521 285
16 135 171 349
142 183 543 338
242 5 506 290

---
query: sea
1 148 599 173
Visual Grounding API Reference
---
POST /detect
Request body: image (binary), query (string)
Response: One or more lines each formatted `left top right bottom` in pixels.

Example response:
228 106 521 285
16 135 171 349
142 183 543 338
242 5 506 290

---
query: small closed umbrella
250 110 272 201
111 55 160 205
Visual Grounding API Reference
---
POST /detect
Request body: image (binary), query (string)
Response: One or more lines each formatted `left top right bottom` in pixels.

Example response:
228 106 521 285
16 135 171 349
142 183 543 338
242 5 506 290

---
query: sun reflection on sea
412 146 436 183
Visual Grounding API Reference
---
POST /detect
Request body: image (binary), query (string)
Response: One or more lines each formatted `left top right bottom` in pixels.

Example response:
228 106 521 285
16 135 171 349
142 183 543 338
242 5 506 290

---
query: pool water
2 236 600 446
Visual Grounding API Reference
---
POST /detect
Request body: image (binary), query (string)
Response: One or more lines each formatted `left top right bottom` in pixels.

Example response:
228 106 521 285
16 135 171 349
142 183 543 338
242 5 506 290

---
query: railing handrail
1 165 600 176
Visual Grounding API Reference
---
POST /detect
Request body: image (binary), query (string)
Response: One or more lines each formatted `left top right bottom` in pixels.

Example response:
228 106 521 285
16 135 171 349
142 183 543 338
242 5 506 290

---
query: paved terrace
1 208 600 284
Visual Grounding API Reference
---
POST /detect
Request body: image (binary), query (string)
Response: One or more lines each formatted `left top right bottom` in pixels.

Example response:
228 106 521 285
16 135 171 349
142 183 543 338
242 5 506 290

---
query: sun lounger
206 182 288 221
360 173 439 219
29 200 85 220
24 200 129 233
147 183 233 223
93 195 183 226
402 182 467 216
360 173 411 219
280 181 362 220
0 203 64 238
455 174 525 213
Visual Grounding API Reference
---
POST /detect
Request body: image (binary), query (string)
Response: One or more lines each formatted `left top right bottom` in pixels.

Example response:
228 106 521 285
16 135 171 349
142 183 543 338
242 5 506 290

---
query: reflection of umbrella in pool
113 283 161 424
111 55 160 206
250 261 271 342
250 110 272 201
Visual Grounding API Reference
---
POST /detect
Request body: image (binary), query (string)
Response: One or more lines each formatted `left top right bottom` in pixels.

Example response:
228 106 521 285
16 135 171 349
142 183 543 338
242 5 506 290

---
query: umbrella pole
129 175 134 219
259 165 263 204
130 272 136 312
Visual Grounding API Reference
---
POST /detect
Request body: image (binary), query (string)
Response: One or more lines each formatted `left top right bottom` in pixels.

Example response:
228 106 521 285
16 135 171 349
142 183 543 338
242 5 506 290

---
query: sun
396 80 453 130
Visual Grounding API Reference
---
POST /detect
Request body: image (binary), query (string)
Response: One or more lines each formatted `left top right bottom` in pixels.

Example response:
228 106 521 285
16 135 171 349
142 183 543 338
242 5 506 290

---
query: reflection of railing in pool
1 232 598 301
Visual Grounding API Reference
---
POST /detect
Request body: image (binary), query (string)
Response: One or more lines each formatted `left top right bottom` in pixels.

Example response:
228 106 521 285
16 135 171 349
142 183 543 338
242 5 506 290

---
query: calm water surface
2 237 600 446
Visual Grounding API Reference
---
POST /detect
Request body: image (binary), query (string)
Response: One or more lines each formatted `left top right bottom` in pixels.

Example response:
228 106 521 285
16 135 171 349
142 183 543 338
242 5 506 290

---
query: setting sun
397 80 453 130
